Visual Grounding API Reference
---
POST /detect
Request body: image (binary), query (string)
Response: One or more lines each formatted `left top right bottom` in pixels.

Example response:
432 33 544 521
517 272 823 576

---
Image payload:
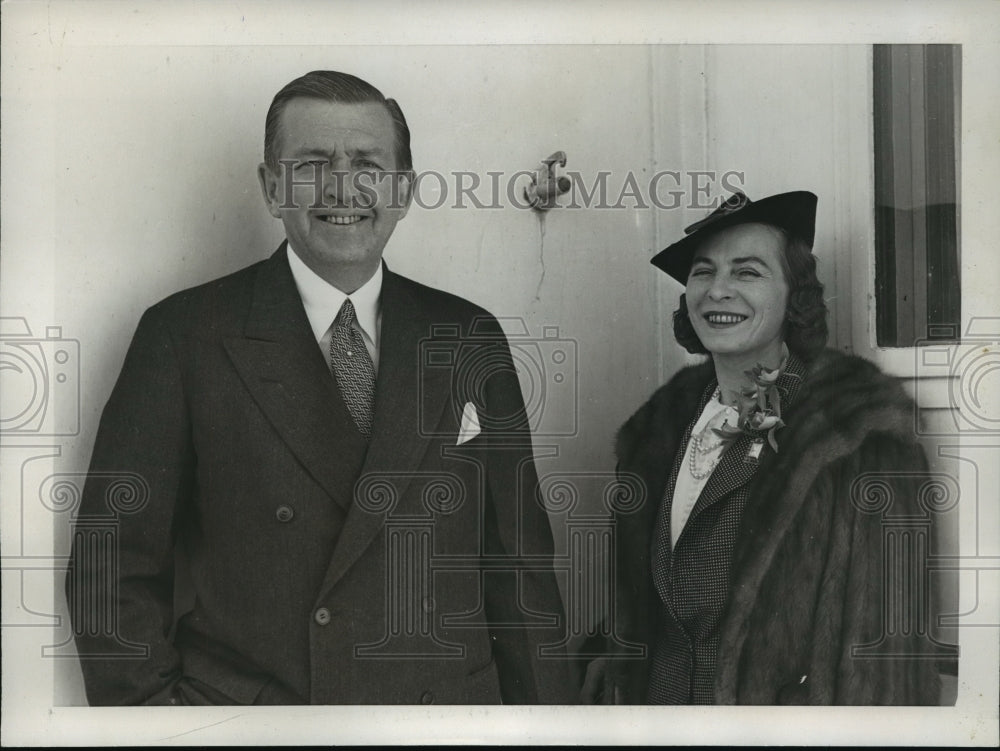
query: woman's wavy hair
672 224 829 362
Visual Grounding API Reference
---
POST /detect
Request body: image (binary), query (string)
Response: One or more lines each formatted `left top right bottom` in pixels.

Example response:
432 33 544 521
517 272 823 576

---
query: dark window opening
873 44 961 347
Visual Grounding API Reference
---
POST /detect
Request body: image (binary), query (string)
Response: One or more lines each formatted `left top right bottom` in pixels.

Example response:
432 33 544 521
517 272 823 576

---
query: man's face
258 98 410 291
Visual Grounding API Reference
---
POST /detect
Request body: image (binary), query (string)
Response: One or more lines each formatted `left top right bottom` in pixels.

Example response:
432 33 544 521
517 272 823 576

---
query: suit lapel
363 268 451 491
659 356 807 609
685 432 763 523
683 354 808 531
658 429 758 632
317 266 452 596
223 245 368 512
651 382 715 609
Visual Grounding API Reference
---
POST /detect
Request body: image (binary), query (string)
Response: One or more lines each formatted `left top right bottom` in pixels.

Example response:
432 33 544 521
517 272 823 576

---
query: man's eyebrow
289 146 390 159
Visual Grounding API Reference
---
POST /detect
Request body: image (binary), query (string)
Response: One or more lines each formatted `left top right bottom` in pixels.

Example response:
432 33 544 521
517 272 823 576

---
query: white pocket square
456 402 482 445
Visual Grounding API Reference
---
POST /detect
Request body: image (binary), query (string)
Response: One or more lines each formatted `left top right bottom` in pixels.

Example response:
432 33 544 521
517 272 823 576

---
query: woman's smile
702 311 749 327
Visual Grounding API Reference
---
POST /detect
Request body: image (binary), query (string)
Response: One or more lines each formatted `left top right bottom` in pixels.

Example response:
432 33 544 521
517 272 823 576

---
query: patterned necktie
329 299 376 440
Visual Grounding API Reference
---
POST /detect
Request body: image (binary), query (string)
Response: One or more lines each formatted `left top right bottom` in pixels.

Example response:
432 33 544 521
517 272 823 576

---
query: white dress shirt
285 244 382 374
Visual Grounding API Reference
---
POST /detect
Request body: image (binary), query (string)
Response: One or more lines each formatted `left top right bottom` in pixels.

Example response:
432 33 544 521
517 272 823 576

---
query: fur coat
598 348 952 704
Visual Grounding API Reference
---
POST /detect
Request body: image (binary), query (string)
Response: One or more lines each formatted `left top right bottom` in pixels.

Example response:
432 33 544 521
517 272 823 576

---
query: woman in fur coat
580 190 954 705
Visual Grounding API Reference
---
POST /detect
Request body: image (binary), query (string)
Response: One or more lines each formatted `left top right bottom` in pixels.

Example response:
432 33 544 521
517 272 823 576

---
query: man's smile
318 213 366 226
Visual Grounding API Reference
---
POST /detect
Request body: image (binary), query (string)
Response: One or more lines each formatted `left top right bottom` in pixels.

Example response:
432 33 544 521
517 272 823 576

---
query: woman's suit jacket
66 246 572 705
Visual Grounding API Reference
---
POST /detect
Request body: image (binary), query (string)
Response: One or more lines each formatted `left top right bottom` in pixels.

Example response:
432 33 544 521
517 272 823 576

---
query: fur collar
616 348 915 473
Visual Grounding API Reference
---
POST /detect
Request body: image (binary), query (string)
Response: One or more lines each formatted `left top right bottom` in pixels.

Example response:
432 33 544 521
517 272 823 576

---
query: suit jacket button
275 504 294 523
314 607 331 626
420 690 434 704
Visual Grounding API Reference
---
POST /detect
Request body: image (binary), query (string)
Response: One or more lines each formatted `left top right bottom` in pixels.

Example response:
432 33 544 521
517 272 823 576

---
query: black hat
651 190 818 284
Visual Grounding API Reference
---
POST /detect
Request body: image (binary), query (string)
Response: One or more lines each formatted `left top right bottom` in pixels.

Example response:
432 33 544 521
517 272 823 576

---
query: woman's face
685 223 790 363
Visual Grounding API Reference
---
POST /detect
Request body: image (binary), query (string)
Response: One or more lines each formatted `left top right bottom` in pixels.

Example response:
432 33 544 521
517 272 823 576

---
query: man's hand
580 657 623 704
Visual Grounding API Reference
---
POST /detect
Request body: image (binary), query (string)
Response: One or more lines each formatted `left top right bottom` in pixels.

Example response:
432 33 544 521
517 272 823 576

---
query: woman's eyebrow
730 255 770 268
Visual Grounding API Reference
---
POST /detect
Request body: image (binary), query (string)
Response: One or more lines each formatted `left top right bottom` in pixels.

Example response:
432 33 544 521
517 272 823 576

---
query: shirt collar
285 243 382 346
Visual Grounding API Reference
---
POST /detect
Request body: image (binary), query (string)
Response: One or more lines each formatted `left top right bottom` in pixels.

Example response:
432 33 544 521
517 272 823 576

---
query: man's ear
395 169 414 218
257 162 283 219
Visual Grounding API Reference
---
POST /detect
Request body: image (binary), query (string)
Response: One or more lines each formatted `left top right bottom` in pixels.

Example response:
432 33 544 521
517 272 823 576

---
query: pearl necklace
688 433 725 480
688 388 735 481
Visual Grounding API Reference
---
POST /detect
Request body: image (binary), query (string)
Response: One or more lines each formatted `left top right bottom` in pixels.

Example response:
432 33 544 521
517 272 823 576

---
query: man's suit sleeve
478 323 575 704
65 305 192 705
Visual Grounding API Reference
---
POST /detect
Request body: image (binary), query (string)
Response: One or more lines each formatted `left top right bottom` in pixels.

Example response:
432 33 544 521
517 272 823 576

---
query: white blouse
670 394 739 548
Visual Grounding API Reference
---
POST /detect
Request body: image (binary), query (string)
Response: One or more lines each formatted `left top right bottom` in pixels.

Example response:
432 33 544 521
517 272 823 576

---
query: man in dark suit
66 70 571 705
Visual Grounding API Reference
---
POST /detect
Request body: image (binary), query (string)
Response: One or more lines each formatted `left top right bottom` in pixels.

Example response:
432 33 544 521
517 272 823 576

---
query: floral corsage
712 349 799 452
